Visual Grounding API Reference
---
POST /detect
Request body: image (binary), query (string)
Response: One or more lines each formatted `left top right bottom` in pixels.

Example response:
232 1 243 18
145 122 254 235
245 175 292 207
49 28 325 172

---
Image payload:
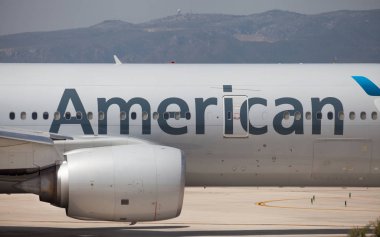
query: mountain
0 9 379 63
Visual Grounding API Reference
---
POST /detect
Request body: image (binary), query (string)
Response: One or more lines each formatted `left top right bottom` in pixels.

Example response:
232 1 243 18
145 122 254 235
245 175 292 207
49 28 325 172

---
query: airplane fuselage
1 64 380 187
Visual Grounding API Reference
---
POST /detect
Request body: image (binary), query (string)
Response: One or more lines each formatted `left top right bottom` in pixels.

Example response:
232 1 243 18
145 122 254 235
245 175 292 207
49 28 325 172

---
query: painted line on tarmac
255 197 379 212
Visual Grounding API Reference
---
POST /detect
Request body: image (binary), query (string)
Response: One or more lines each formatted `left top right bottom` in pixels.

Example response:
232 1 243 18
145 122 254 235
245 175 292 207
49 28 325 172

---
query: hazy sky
1 0 380 35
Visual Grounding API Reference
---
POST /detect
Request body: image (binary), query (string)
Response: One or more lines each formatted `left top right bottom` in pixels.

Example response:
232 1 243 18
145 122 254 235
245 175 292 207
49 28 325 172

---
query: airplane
0 63 379 223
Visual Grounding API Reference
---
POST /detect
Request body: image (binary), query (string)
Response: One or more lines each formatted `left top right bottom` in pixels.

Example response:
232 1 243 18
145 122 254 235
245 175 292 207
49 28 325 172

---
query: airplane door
223 95 248 138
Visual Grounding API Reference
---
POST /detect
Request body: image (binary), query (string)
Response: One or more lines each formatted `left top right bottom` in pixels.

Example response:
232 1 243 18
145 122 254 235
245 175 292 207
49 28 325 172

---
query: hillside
0 9 379 63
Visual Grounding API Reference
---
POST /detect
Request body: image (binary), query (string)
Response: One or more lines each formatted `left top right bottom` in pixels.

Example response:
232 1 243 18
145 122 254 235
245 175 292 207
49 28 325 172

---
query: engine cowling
17 144 185 222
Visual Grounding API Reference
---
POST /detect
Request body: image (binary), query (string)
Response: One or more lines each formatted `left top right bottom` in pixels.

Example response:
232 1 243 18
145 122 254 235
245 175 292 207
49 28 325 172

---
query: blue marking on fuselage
352 76 380 96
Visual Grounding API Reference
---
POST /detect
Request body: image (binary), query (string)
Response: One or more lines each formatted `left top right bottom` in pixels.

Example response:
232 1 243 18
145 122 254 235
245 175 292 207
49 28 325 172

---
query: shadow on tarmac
0 226 350 237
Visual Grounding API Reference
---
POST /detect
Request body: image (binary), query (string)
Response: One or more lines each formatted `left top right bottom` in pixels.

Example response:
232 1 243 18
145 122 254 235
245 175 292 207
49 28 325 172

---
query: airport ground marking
255 197 380 212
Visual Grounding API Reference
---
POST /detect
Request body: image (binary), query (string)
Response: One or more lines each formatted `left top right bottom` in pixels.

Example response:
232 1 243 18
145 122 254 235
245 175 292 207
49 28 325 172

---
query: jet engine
16 144 185 222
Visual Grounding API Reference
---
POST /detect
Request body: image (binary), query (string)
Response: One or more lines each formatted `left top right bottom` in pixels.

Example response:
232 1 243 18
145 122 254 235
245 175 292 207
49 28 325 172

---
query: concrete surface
0 187 379 237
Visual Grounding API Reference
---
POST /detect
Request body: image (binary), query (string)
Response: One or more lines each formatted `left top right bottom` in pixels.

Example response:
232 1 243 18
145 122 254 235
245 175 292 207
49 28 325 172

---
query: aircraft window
43 112 49 120
175 112 181 120
372 112 378 120
163 112 169 120
185 112 191 120
338 111 344 121
349 112 355 120
87 112 93 120
121 199 129 205
360 112 366 120
227 111 232 120
54 112 60 120
142 111 149 121
32 112 38 120
21 112 26 120
153 112 159 120
294 111 301 120
305 112 311 120
131 112 137 120
327 112 333 120
283 111 290 120
76 112 82 120
120 111 127 120
99 112 105 121
316 112 322 120
9 112 15 120
65 112 71 120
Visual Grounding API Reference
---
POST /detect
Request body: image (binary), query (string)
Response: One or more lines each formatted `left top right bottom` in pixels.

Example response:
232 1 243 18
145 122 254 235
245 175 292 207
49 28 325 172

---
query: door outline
223 95 248 138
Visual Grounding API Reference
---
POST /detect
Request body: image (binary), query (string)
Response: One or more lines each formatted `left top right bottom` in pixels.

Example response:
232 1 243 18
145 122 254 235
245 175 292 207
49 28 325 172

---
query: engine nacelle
17 144 185 222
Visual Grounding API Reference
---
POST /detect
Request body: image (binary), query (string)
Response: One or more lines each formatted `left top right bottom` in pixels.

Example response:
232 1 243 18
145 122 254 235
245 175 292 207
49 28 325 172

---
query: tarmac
0 187 379 237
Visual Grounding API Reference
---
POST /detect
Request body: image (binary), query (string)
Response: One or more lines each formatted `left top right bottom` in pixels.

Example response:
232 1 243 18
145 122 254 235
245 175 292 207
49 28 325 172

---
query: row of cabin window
8 111 379 121
285 111 377 121
225 111 378 121
8 111 193 121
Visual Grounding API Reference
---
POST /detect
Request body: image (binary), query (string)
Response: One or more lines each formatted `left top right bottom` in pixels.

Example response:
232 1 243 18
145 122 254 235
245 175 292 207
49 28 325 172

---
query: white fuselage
1 64 379 187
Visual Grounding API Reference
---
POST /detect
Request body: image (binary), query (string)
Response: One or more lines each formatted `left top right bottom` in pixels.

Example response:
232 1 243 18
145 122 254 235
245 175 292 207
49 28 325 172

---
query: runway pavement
1 187 379 237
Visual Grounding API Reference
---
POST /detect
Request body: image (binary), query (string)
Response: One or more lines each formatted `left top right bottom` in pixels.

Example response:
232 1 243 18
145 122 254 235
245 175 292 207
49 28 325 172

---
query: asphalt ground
1 187 379 237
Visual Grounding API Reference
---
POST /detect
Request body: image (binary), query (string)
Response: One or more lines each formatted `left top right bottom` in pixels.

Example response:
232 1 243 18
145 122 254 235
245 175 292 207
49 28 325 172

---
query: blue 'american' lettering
49 89 344 136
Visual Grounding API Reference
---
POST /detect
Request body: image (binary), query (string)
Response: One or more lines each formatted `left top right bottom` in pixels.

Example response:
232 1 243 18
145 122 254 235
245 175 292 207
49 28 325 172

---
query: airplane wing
0 127 72 146
0 127 155 174
0 126 156 186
